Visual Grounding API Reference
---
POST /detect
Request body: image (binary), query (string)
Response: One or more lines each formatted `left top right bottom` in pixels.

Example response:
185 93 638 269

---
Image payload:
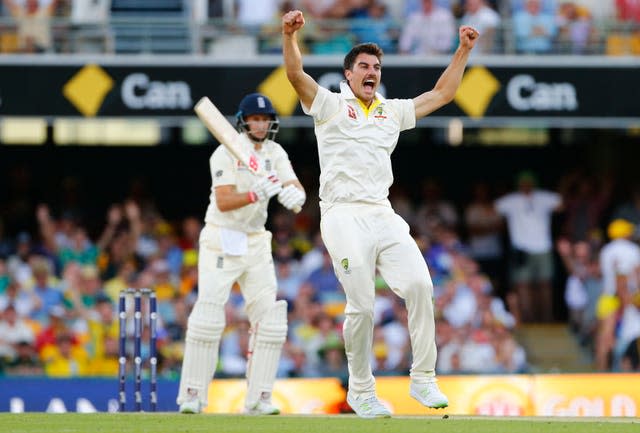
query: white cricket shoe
244 400 281 415
346 392 391 419
179 390 202 414
410 380 449 409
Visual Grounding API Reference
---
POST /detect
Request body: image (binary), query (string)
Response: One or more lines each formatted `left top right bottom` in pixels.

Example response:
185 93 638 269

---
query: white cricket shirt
303 81 415 212
204 134 297 233
599 238 640 295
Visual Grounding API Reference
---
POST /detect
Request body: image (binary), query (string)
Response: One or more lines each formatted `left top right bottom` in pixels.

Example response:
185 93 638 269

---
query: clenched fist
282 10 305 35
459 26 479 50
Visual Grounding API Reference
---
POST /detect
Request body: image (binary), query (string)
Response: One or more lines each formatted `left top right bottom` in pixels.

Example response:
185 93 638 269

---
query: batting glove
249 174 282 203
278 185 306 210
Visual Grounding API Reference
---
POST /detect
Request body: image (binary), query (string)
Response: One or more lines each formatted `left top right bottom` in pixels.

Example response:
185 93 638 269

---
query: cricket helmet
236 93 279 141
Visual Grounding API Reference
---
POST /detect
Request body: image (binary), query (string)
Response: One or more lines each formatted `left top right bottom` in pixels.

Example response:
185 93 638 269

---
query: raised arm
413 26 478 119
282 10 318 109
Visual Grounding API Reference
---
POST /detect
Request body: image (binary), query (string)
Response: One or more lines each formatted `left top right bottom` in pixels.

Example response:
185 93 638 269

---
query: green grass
1 414 638 433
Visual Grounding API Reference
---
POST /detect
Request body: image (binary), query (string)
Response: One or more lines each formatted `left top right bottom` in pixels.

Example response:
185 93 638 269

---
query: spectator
461 0 501 54
41 332 89 377
2 340 44 376
29 258 65 324
414 179 459 236
512 0 558 54
6 232 37 287
301 0 353 19
70 0 110 25
556 239 601 345
0 278 38 318
558 171 613 242
616 0 640 22
350 0 397 53
399 0 456 55
0 304 35 360
495 171 563 323
2 0 59 53
556 1 595 54
236 0 280 30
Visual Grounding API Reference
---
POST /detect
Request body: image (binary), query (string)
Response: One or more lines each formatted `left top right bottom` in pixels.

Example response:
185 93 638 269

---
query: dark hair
343 43 384 71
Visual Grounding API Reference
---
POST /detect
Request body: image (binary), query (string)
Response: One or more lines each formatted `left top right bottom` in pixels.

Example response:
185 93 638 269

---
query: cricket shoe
179 389 202 414
410 380 449 409
244 400 281 415
346 392 391 418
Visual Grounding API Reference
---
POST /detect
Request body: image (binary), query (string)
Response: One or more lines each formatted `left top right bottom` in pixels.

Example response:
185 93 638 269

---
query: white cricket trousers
320 203 437 395
199 224 278 325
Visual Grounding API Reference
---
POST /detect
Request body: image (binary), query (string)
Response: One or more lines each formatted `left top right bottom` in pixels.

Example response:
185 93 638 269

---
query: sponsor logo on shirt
347 105 357 120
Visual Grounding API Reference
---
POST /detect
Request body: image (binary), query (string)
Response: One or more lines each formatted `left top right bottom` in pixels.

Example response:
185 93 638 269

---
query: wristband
247 191 258 203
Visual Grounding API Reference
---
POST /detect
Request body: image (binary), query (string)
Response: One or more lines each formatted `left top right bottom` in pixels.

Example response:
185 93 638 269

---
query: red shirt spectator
617 0 640 22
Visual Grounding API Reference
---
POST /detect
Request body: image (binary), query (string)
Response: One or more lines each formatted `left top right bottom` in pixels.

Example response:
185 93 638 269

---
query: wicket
118 288 158 412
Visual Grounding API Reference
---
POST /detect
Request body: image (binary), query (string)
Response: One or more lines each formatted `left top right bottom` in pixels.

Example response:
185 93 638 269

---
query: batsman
282 10 478 418
177 93 306 414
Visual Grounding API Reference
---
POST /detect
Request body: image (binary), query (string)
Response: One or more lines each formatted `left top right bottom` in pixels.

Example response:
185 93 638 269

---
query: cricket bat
194 96 300 213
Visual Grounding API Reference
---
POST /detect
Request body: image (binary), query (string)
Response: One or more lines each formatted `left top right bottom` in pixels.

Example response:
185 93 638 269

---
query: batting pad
177 302 225 405
245 300 288 407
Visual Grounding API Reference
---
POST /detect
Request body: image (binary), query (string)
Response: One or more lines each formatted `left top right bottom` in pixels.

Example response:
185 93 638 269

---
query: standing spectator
512 0 558 54
495 171 563 323
2 0 59 53
461 0 501 54
399 0 456 55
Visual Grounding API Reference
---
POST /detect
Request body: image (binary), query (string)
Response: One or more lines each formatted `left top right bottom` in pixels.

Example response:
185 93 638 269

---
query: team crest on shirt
347 105 357 120
341 258 351 274
265 159 272 171
215 170 223 178
373 106 387 119
217 256 224 268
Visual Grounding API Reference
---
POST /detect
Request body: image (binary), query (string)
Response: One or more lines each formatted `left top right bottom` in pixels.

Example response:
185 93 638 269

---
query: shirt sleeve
495 195 511 216
397 98 417 131
273 144 298 184
210 147 237 187
540 191 561 210
302 85 340 123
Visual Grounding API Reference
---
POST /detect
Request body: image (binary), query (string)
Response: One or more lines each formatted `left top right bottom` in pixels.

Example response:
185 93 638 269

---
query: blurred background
1 0 640 415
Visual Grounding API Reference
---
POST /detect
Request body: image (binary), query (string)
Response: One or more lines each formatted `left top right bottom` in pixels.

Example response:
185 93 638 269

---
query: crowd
1 163 640 381
0 0 639 55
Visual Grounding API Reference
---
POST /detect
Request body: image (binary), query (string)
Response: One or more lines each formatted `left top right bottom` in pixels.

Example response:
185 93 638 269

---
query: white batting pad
245 300 288 407
177 302 225 405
